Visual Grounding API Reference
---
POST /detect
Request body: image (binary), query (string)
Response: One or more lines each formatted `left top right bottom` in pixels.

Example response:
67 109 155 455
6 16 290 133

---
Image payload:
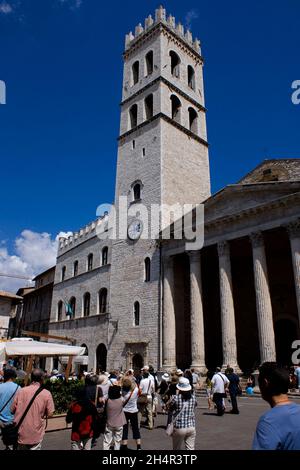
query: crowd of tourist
0 362 300 450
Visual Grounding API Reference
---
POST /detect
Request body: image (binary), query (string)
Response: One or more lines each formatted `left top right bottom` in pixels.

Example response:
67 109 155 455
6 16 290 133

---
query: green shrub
44 379 84 415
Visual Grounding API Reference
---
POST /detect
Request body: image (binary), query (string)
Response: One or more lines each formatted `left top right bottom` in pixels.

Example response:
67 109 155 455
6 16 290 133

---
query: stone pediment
204 181 300 222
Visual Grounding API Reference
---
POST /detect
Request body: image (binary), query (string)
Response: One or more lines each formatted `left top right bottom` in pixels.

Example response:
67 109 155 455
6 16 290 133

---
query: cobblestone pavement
2 396 300 451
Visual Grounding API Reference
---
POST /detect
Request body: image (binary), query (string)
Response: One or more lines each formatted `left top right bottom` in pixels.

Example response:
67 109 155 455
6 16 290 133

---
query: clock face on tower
127 219 143 241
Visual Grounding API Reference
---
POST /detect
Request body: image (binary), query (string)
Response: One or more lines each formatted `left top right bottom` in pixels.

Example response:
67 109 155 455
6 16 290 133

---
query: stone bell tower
108 6 211 370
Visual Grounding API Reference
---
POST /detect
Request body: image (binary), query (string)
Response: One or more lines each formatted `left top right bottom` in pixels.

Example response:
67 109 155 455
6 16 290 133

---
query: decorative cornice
123 22 203 64
205 192 300 232
118 112 209 147
121 76 206 112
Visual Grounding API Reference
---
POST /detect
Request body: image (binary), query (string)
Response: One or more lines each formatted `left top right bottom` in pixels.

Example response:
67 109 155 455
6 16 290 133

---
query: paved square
2 396 299 451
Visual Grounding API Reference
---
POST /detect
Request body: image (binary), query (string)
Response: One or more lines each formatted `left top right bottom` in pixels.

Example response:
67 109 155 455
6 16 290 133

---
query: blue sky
0 0 299 289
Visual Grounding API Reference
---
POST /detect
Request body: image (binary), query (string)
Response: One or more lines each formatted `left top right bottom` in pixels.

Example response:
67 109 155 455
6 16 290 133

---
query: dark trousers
230 393 239 413
122 412 141 440
213 393 225 416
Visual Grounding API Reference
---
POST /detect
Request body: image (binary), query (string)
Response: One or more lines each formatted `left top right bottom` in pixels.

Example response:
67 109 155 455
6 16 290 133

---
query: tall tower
108 6 210 370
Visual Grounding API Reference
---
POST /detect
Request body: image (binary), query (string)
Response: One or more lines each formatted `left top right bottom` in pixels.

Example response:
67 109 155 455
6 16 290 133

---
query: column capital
286 219 300 239
250 231 264 248
187 250 201 263
217 240 230 257
163 256 174 269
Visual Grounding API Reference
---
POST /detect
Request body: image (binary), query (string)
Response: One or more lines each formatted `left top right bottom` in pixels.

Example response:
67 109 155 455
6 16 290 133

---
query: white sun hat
176 377 192 392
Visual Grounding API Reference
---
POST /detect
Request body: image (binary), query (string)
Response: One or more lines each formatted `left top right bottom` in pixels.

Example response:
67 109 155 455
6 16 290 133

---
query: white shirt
211 373 229 394
123 386 139 413
140 377 154 397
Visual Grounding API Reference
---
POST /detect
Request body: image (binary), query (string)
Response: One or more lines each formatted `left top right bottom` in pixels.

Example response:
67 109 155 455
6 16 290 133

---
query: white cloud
0 1 13 14
0 229 69 292
185 9 199 30
58 0 83 10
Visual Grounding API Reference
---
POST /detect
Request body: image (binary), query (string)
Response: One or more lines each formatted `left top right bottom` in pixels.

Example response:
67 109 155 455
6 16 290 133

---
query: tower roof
124 6 201 56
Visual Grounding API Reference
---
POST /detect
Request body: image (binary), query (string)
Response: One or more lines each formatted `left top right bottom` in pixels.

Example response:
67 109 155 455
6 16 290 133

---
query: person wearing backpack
0 368 20 449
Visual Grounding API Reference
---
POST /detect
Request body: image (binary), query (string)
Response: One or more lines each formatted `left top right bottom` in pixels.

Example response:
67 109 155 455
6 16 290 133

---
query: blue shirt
295 367 300 386
0 381 19 423
253 402 300 450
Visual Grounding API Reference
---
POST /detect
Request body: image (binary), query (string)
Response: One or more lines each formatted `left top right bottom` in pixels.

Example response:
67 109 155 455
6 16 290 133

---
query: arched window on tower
57 301 63 321
133 182 141 201
134 301 140 326
144 257 151 282
73 260 78 277
169 51 180 77
69 297 76 318
144 94 153 120
132 61 139 85
187 65 195 90
87 253 93 271
170 95 181 123
83 292 90 317
129 104 138 129
99 288 108 314
61 266 66 282
102 247 108 266
188 107 198 134
145 50 153 75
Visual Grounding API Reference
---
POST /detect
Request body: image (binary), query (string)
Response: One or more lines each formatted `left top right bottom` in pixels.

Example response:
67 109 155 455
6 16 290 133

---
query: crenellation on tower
176 21 184 36
135 23 144 37
124 6 200 57
167 14 175 28
155 5 166 22
144 14 154 30
185 30 193 44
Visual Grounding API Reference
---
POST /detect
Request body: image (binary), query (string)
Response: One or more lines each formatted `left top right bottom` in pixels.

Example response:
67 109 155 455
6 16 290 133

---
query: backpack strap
0 384 19 414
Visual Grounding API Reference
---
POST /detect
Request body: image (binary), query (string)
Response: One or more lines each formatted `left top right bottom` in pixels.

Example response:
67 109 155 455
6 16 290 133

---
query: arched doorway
275 318 298 366
132 353 143 370
96 343 107 373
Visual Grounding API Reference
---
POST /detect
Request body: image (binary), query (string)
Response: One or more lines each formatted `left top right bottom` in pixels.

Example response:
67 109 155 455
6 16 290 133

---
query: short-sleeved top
253 402 300 450
122 386 139 414
11 382 55 445
0 381 19 423
211 373 229 394
169 394 197 429
106 398 127 428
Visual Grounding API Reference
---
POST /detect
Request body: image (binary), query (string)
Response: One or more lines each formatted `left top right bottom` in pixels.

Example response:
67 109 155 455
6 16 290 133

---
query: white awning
0 339 85 360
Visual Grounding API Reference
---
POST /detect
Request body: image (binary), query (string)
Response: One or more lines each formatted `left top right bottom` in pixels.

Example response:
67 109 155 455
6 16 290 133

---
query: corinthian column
250 231 276 363
162 257 176 370
217 241 239 370
286 219 300 325
188 251 206 373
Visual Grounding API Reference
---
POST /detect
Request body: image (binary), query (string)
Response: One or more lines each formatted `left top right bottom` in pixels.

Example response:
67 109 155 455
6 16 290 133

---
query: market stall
0 338 85 383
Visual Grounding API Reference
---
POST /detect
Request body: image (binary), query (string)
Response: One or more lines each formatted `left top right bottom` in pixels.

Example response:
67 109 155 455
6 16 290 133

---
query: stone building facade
48 7 300 374
20 267 55 336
